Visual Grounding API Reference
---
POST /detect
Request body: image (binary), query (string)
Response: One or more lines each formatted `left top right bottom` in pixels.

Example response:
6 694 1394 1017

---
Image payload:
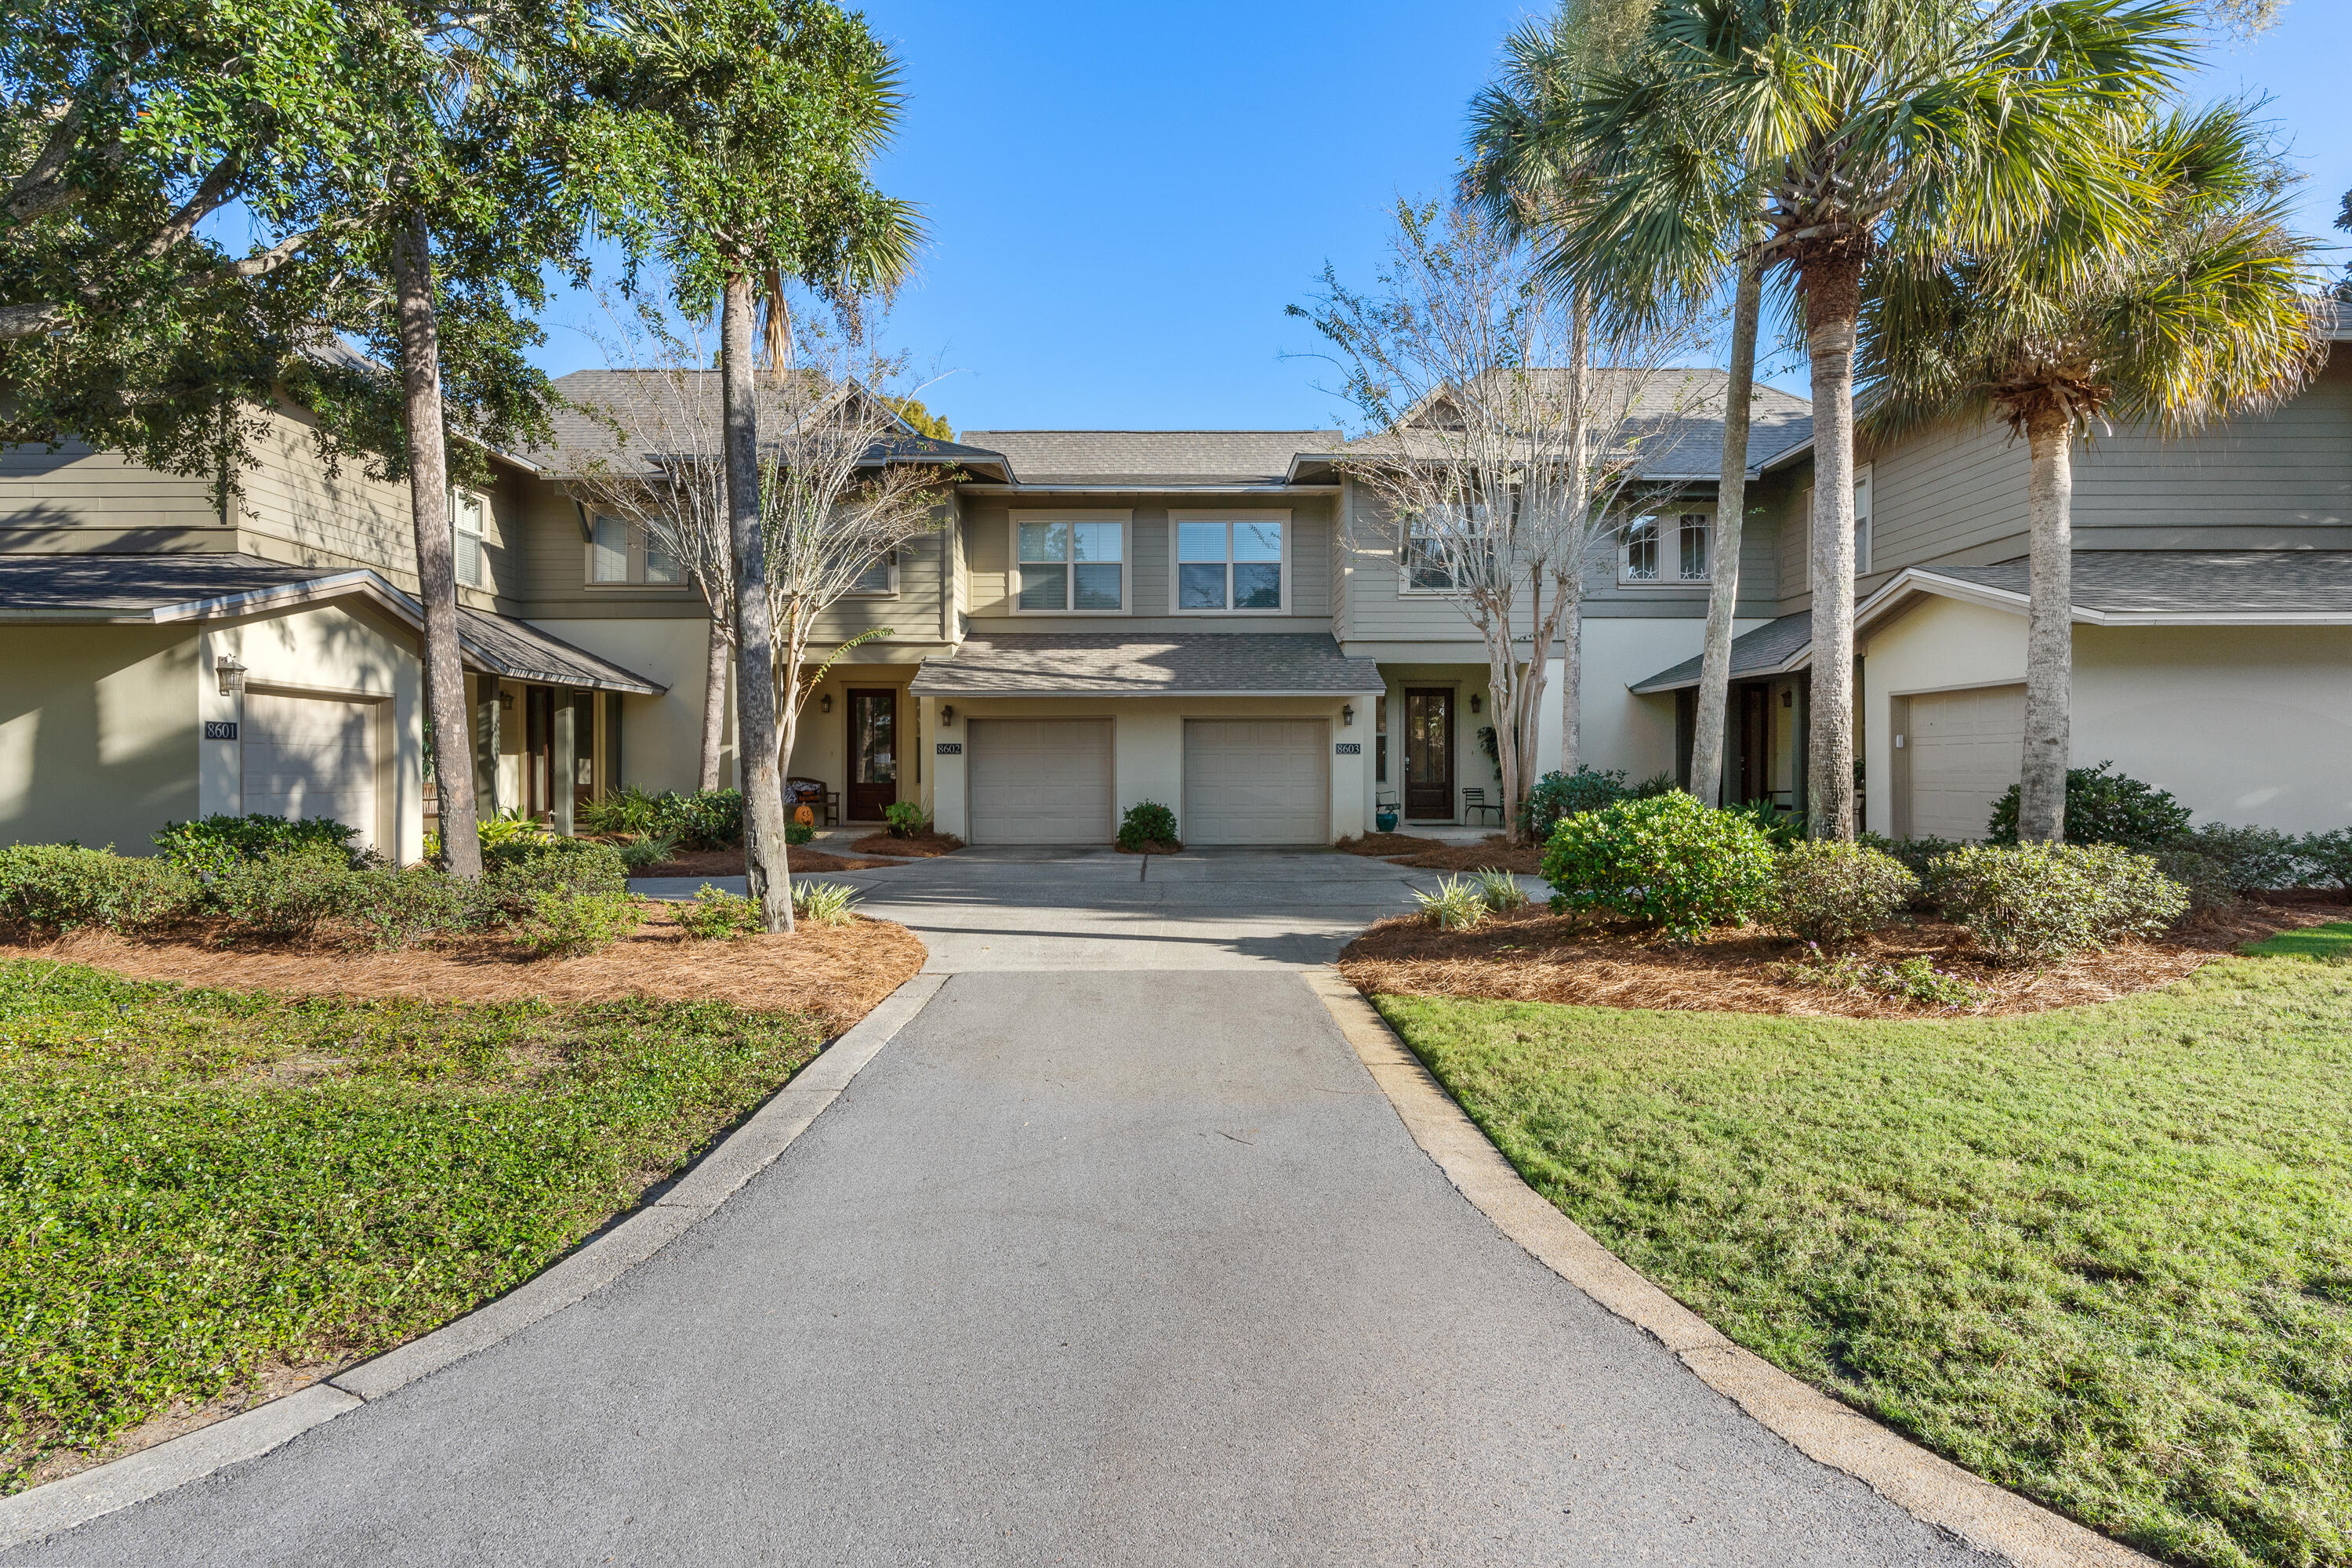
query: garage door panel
1905 684 2024 841
241 692 379 849
968 718 1112 845
1183 719 1327 845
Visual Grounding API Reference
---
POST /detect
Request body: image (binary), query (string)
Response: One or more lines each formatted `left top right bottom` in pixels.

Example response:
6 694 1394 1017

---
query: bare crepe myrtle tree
1292 199 1706 836
563 302 745 790
755 306 955 926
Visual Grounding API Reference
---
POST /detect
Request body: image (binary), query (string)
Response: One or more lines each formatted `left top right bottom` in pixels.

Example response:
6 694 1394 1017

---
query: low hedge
0 845 199 935
1926 843 2188 965
1541 793 1777 944
1771 841 1917 945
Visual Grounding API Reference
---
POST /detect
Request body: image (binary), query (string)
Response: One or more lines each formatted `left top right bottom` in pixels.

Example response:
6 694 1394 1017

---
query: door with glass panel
1177 517 1283 610
1403 688 1454 819
1017 517 1124 611
848 689 898 822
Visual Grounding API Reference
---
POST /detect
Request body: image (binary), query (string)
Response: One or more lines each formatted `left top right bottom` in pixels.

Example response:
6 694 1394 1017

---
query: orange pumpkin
793 804 815 826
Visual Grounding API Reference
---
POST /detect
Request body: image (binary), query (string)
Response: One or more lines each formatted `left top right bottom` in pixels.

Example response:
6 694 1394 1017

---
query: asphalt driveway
9 850 2001 1565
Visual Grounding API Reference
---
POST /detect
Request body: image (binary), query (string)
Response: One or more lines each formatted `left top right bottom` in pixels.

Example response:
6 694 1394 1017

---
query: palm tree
1535 0 2191 837
1862 102 2324 841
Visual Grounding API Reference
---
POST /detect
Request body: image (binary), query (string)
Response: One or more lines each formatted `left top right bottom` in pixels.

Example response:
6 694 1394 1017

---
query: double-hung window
1621 512 1711 583
1014 513 1125 612
588 513 682 586
1401 503 1488 593
1176 515 1285 611
452 489 486 587
848 550 898 595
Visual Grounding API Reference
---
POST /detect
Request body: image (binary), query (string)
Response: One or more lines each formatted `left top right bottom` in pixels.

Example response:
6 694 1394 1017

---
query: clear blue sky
532 1 2352 435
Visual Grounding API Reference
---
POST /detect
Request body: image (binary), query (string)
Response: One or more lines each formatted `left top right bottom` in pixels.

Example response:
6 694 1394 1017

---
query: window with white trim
1401 504 1483 593
1621 511 1711 583
452 489 486 587
586 512 684 586
1012 514 1125 612
847 550 898 595
1176 515 1285 611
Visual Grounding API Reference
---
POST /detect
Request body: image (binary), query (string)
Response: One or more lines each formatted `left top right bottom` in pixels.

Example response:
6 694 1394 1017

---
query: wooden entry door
1737 684 1771 804
1403 688 1454 819
847 688 898 822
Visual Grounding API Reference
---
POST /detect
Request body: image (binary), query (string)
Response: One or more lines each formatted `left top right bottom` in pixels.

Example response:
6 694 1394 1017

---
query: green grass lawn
1375 950 2352 1568
0 958 824 1492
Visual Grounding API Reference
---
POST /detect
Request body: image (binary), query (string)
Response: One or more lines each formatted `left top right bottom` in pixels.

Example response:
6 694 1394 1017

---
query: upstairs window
848 550 898 595
1621 512 1711 583
1177 516 1285 611
452 489 486 587
588 513 683 586
1401 503 1488 593
1014 514 1124 612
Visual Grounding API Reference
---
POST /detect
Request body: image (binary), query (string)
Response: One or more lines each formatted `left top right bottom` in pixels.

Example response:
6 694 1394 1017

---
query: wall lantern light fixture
1468 692 1483 714
819 692 833 714
216 656 247 697
940 704 956 725
1341 703 1354 727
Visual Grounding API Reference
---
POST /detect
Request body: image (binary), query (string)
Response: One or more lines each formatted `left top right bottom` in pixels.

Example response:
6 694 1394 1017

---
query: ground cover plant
0 959 829 1492
1373 951 2352 1568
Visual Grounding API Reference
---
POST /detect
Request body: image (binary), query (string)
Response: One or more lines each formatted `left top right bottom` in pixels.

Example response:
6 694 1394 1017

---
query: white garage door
241 691 379 849
967 718 1112 845
1904 684 2024 841
1183 718 1328 845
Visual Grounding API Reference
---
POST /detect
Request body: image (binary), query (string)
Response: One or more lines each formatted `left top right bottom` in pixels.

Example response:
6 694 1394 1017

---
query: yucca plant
790 880 859 927
1472 866 1530 911
1414 874 1490 931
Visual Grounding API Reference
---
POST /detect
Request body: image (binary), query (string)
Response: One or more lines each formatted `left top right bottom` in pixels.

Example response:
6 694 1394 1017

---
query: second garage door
967 717 1112 844
241 691 380 851
1183 718 1328 845
1901 684 2024 840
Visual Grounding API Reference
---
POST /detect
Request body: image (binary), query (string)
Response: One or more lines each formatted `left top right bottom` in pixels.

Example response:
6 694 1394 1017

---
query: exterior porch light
1469 691 1483 714
819 692 832 714
940 704 955 725
1341 703 1354 726
216 655 246 697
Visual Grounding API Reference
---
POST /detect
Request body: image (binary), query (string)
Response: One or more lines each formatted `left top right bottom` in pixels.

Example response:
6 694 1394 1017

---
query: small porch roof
0 552 666 695
909 633 1385 699
1627 550 2352 695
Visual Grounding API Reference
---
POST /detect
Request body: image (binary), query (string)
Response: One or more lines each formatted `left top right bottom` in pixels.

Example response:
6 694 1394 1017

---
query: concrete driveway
9 848 2002 1566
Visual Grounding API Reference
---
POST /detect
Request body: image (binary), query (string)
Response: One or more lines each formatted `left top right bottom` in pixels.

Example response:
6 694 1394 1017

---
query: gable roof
0 553 665 693
956 430 1341 487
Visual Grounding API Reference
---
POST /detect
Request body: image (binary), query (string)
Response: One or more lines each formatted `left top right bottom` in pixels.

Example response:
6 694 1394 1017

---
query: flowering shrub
1541 793 1777 943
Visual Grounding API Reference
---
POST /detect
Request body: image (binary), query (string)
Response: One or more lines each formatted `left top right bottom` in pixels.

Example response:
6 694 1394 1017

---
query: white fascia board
1854 568 2352 629
144 570 408 625
906 687 1376 700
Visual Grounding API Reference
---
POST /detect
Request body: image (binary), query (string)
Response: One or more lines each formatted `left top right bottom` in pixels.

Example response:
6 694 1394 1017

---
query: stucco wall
529 617 736 797
196 601 426 863
0 624 201 849
916 695 1368 845
1859 594 2030 837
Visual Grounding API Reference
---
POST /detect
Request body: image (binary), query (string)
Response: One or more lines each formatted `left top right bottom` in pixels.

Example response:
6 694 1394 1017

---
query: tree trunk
1802 256 1864 840
2017 408 2074 843
1689 252 1762 807
721 274 793 931
1559 586 1584 776
391 212 481 879
698 614 730 793
1560 289 1591 777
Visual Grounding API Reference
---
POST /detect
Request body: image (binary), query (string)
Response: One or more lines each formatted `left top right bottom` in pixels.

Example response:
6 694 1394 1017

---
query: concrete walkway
9 850 2001 1566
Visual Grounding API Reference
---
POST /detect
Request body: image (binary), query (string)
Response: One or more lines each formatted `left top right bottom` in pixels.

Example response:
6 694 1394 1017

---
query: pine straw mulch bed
641 846 903 876
1336 832 1545 875
847 830 966 858
5 907 927 1037
1338 900 2342 1021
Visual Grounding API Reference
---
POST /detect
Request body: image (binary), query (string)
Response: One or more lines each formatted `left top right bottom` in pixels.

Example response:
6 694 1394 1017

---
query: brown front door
523 685 555 818
1737 685 1771 804
1403 688 1454 820
848 688 898 822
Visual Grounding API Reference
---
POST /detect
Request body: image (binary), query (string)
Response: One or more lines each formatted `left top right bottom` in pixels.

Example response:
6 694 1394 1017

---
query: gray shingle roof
909 633 1383 697
1927 550 2352 615
0 552 662 693
956 431 1341 486
1629 612 1813 694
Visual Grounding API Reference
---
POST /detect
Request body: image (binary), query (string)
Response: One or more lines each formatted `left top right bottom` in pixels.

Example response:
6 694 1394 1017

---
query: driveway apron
9 850 2000 1566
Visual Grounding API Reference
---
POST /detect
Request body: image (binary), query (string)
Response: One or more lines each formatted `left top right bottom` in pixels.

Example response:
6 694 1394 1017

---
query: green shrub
614 833 680 874
575 785 662 837
209 845 372 943
511 890 641 959
1541 793 1777 944
0 844 199 934
1926 843 2189 965
1771 841 1918 945
153 814 359 876
338 865 485 949
1987 761 2192 850
579 786 744 851
1413 874 1487 931
791 880 858 927
1116 800 1181 851
476 811 552 853
1857 831 1968 881
2178 822 2304 894
1729 798 1807 851
1472 866 1527 911
784 820 815 847
882 800 931 838
676 885 763 940
1523 767 1627 840
2302 829 2352 895
2150 847 2242 913
1777 942 1992 1010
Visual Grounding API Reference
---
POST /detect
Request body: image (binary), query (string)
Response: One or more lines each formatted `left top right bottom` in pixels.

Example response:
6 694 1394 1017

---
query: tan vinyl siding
960 495 1336 633
0 442 225 548
800 517 954 652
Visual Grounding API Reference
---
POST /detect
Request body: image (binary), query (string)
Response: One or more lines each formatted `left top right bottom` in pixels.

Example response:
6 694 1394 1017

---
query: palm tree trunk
721 273 793 932
698 614 729 793
1802 256 1864 840
1559 586 1584 775
1688 252 1762 807
390 212 481 879
2018 408 2074 842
